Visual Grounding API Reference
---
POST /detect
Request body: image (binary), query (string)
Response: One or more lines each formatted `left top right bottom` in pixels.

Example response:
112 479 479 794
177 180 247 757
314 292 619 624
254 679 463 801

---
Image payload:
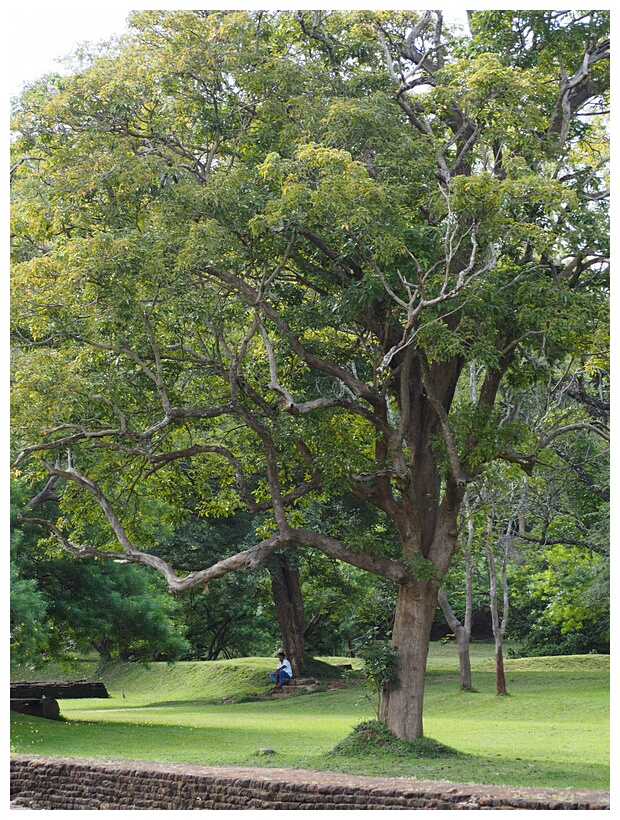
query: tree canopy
11 10 609 739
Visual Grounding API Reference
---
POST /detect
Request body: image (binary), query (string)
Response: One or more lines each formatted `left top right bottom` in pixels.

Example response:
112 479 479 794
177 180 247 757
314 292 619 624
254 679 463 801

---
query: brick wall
10 756 610 810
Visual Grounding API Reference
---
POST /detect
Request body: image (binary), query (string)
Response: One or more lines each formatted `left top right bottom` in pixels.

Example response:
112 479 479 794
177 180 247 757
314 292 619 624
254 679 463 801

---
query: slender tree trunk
494 639 507 695
438 586 473 691
91 638 112 660
486 515 509 696
268 554 307 674
456 617 473 691
379 578 440 740
437 504 475 690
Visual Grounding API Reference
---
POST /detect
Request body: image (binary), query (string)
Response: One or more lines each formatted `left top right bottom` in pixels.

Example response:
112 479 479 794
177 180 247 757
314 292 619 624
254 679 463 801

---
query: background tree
266 554 307 673
508 542 609 657
507 427 609 656
40 558 190 662
11 480 190 665
484 504 511 696
155 514 278 661
438 495 476 691
302 561 397 658
11 10 609 739
10 556 51 671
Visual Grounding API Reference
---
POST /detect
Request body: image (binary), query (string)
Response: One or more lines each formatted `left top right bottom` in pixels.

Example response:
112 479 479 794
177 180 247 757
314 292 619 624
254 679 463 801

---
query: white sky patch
4 4 475 101
5 3 614 102
6 6 135 100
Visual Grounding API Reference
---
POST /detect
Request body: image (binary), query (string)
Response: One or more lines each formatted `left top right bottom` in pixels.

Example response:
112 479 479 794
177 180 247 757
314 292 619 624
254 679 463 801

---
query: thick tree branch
292 528 408 584
26 473 61 510
20 458 408 590
418 352 466 487
18 510 288 592
535 422 609 449
201 264 384 411
257 320 391 432
14 429 128 468
548 38 610 147
513 531 607 557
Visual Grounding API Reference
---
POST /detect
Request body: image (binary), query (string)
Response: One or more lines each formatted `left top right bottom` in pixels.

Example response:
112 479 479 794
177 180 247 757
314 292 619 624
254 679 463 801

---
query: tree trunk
494 639 507 696
460 540 474 690
437 504 475 691
486 514 509 696
91 638 112 660
457 625 473 691
379 578 439 740
268 554 307 674
438 588 473 691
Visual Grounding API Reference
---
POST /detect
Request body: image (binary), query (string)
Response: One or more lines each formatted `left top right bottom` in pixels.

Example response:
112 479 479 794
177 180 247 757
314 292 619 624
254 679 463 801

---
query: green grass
10 643 609 791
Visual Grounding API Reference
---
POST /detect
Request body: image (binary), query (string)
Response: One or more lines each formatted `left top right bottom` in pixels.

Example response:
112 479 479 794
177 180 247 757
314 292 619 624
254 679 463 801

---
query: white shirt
277 659 292 676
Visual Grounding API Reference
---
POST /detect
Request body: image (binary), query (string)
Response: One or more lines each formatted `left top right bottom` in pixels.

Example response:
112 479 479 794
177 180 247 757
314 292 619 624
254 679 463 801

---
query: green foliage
26 558 190 662
505 422 609 656
302 567 396 656
403 553 438 581
10 7 608 550
175 584 275 662
153 512 278 660
10 560 51 669
10 479 190 664
468 11 610 71
508 544 609 656
356 637 399 716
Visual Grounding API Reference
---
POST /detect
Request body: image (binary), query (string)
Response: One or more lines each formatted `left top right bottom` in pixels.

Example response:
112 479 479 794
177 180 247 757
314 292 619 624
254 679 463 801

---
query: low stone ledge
10 756 610 811
11 680 109 699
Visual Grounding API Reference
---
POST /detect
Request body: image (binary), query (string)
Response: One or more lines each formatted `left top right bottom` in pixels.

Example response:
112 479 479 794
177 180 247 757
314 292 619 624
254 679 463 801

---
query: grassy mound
97 657 277 702
9 654 357 706
331 720 461 759
493 654 610 671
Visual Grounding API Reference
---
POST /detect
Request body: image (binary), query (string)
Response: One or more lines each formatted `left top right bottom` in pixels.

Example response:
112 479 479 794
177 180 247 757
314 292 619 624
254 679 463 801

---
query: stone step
270 685 317 697
282 677 317 687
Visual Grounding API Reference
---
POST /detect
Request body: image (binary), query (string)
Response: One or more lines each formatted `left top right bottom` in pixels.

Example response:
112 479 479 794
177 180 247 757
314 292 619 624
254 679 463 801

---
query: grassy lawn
10 643 609 791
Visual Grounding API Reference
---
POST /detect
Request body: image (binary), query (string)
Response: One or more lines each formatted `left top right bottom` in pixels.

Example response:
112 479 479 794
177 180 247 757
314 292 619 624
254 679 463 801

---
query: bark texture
379 578 440 740
268 554 307 674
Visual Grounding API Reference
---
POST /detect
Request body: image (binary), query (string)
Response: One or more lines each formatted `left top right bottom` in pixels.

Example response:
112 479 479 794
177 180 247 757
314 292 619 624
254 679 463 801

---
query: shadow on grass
112 695 272 710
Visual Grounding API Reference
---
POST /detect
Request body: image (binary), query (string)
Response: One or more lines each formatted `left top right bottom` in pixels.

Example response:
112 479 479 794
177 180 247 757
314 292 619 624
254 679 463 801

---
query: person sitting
269 651 292 689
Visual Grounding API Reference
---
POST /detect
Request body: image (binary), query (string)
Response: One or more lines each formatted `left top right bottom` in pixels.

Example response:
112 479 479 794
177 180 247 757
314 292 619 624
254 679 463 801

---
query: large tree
11 10 609 738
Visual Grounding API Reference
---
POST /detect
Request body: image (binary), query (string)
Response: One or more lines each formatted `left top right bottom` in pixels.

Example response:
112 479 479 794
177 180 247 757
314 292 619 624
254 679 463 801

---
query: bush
357 638 399 716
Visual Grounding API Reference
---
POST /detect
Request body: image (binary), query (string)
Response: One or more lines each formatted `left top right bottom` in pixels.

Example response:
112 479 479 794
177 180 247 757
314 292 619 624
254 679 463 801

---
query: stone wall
10 756 610 810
